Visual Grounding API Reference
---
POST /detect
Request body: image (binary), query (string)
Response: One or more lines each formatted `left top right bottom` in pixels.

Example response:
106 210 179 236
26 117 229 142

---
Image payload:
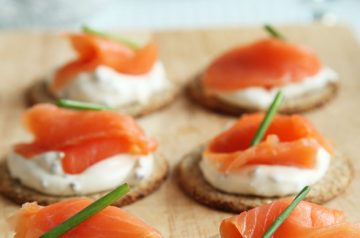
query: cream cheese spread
215 67 338 109
50 61 170 108
200 147 331 197
7 151 154 196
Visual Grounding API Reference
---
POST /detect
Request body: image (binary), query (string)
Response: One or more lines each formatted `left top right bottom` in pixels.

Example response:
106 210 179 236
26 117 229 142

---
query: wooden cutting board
0 24 359 237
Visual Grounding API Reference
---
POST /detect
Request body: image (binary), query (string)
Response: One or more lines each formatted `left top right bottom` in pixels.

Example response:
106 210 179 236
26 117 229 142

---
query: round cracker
177 145 353 213
26 80 179 117
0 154 168 206
187 75 339 116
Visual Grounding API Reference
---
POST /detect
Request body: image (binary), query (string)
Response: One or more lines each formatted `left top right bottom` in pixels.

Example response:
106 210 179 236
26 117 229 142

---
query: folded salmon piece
51 34 158 92
204 113 333 172
220 198 360 238
203 38 321 92
15 104 157 174
11 198 163 238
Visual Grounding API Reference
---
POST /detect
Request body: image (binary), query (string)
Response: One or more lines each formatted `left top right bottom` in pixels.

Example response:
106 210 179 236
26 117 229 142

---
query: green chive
262 186 311 238
40 183 130 238
250 91 284 146
82 25 139 49
56 99 113 111
264 24 286 40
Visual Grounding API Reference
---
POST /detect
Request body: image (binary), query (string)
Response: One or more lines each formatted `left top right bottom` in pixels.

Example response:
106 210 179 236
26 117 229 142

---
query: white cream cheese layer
215 67 338 109
7 151 154 196
200 147 331 197
50 61 170 108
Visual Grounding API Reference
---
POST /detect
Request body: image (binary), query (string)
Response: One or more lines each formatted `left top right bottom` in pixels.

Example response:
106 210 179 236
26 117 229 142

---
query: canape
219 194 360 238
188 26 339 115
177 99 352 213
0 103 168 205
10 184 164 238
27 27 178 117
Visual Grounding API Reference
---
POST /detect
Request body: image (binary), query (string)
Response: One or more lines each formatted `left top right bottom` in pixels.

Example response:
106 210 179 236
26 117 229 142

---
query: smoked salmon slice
50 34 158 92
11 198 163 238
203 38 321 92
204 113 333 173
220 198 360 238
15 104 157 174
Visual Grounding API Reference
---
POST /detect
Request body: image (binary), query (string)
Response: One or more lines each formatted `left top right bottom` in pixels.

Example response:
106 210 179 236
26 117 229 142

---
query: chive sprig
262 186 311 238
56 99 113 111
40 183 130 238
250 91 284 146
82 25 139 49
264 24 286 41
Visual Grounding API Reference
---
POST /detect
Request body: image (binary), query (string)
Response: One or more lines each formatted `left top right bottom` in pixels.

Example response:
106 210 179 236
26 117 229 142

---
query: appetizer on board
0 103 168 205
27 26 177 117
178 93 352 213
10 184 164 238
220 198 360 238
201 113 332 196
188 25 339 115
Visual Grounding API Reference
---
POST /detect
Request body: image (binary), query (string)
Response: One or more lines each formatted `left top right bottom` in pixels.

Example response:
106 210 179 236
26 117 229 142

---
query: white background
0 0 359 38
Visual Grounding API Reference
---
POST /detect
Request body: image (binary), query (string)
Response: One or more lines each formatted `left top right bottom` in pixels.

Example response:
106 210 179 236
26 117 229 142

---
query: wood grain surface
0 24 359 237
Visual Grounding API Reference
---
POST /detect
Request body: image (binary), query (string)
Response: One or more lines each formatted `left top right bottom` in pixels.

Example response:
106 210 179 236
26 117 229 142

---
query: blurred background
0 0 359 37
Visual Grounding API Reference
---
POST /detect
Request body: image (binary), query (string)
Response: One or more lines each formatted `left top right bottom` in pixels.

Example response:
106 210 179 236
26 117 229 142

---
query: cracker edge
26 80 180 117
177 145 354 213
187 75 339 116
0 154 168 206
